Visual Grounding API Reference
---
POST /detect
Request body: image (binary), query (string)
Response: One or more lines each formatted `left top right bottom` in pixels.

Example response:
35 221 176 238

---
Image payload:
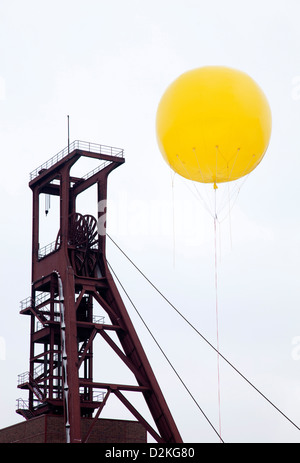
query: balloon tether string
171 171 176 268
214 184 222 442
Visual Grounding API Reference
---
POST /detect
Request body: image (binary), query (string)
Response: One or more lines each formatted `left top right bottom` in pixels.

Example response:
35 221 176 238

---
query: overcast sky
1 0 300 443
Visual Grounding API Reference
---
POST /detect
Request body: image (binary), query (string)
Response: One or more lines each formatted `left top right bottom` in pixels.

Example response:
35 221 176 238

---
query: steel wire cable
107 260 224 443
107 233 300 435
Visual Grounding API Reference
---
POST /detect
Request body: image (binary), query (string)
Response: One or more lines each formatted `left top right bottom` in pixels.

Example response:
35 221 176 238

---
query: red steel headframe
18 141 182 443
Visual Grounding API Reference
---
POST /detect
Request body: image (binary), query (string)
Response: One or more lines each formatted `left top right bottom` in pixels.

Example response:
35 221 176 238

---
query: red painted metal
17 141 182 443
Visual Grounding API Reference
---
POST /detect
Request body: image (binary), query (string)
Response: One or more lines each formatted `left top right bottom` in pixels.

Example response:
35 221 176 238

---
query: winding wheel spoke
83 215 98 248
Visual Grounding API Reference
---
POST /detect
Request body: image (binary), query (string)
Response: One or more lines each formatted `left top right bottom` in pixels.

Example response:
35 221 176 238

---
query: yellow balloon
156 66 272 185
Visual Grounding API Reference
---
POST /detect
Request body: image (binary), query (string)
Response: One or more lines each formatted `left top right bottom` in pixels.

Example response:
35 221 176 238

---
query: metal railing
18 353 61 387
38 236 99 260
36 314 104 331
79 387 105 403
18 371 30 385
38 240 58 259
20 292 57 311
20 296 33 311
82 159 114 181
20 293 105 331
92 315 105 324
29 140 124 181
16 398 30 410
35 292 51 307
91 390 105 403
17 367 44 386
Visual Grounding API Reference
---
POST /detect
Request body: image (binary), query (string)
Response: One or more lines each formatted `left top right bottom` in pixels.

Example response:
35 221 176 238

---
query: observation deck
29 140 124 182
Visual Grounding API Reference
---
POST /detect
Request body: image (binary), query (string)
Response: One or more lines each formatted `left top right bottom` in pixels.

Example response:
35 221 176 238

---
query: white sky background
1 0 300 443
